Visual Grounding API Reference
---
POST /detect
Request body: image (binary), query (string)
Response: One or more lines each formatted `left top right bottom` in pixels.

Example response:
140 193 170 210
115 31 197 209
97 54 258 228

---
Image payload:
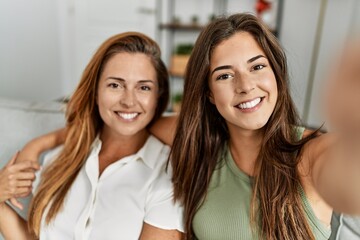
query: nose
120 89 136 107
234 73 255 94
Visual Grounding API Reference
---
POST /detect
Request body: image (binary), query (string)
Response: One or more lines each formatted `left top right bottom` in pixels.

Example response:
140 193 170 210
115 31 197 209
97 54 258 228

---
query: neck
228 128 263 176
98 129 149 175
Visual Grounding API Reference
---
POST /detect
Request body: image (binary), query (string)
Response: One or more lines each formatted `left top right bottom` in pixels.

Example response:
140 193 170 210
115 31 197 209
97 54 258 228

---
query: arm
0 154 36 239
139 223 183 240
304 40 360 215
312 134 360 215
0 203 31 240
8 128 66 209
18 114 175 161
149 115 178 146
16 128 67 164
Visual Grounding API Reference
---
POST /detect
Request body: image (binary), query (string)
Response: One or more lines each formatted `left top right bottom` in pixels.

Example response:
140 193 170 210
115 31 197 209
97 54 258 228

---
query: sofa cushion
0 98 66 238
0 98 66 167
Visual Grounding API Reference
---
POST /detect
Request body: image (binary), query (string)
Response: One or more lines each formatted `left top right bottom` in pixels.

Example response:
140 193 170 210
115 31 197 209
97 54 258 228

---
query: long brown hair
28 32 169 238
170 13 318 239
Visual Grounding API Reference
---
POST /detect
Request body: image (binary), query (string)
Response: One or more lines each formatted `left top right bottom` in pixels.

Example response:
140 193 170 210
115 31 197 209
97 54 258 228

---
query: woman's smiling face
208 31 278 133
97 52 158 139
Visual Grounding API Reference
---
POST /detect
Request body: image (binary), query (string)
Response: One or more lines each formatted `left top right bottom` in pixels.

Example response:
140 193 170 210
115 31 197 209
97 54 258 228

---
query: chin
245 121 269 131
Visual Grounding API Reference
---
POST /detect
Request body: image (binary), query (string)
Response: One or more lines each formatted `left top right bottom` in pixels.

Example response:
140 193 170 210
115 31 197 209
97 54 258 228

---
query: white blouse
34 135 184 240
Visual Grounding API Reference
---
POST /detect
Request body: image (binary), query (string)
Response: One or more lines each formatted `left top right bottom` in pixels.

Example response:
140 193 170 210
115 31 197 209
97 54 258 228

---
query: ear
207 90 215 104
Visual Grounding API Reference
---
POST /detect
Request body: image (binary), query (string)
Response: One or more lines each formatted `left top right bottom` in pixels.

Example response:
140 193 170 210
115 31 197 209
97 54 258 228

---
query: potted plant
170 43 194 76
172 92 183 112
191 15 199 26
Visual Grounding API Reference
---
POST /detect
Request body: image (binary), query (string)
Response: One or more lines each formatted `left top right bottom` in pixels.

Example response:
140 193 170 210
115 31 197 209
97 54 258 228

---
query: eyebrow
247 54 266 63
210 54 266 76
106 77 155 84
107 77 125 82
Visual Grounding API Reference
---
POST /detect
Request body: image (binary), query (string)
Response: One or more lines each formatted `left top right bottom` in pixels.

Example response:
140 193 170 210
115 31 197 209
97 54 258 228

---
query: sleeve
144 166 184 232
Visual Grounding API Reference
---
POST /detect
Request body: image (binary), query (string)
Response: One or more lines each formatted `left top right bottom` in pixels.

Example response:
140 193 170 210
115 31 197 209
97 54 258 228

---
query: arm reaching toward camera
310 39 360 215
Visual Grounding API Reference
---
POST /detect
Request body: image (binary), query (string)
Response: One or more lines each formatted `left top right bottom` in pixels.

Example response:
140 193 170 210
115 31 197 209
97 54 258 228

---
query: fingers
13 186 32 197
1 178 33 207
5 167 37 190
14 171 36 182
10 198 24 210
6 177 34 194
10 161 40 172
6 151 19 167
0 157 40 204
14 189 32 198
9 187 32 199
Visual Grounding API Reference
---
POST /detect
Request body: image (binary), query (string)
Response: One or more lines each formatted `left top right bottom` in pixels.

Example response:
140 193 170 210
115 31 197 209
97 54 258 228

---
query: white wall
280 0 322 119
280 0 360 128
306 0 359 127
71 0 157 95
1 0 359 123
0 0 64 101
0 0 157 102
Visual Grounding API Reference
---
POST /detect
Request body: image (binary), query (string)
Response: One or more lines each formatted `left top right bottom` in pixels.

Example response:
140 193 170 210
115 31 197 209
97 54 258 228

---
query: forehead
101 52 157 82
210 32 266 66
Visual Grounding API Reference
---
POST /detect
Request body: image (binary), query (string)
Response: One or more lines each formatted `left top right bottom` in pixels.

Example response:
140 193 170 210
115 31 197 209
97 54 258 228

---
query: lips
115 112 139 120
236 97 262 109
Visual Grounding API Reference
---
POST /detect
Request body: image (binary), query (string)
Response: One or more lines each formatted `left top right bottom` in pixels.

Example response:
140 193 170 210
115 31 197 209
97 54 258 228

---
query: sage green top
192 128 331 239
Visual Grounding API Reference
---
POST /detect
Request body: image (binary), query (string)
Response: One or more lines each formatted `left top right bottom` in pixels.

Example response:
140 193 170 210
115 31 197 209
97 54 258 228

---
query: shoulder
297 127 336 190
148 135 171 155
145 137 173 199
297 128 336 193
145 176 184 232
144 140 184 232
300 129 335 167
141 135 171 169
298 129 334 225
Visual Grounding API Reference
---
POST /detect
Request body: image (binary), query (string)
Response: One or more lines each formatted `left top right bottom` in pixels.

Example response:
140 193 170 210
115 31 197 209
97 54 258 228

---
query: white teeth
238 97 261 109
118 112 138 120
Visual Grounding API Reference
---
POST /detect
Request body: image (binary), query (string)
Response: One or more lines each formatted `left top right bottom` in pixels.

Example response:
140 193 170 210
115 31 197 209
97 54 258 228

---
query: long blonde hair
28 32 169 238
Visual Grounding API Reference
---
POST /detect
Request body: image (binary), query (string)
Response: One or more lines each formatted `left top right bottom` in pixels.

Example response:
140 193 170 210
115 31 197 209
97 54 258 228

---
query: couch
0 97 65 239
1 97 359 240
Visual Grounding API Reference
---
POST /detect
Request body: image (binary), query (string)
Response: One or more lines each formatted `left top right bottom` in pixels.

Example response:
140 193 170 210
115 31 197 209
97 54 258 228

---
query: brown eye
140 85 151 91
252 64 265 71
108 83 119 88
216 73 233 81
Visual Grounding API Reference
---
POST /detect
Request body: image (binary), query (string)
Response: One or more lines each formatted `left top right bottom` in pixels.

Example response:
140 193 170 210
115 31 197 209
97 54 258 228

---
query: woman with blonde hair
0 32 183 239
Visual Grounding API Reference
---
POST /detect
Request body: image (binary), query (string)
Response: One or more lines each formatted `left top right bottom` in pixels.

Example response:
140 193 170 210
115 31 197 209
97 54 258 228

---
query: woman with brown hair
0 32 183 239
5 13 360 240
169 13 360 239
170 13 329 239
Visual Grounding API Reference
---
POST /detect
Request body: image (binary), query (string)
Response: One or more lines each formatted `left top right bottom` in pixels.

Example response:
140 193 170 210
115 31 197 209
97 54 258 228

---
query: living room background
0 0 359 128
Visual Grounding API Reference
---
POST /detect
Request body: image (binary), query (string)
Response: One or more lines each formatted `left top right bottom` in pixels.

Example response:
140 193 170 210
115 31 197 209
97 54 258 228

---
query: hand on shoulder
0 152 40 208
